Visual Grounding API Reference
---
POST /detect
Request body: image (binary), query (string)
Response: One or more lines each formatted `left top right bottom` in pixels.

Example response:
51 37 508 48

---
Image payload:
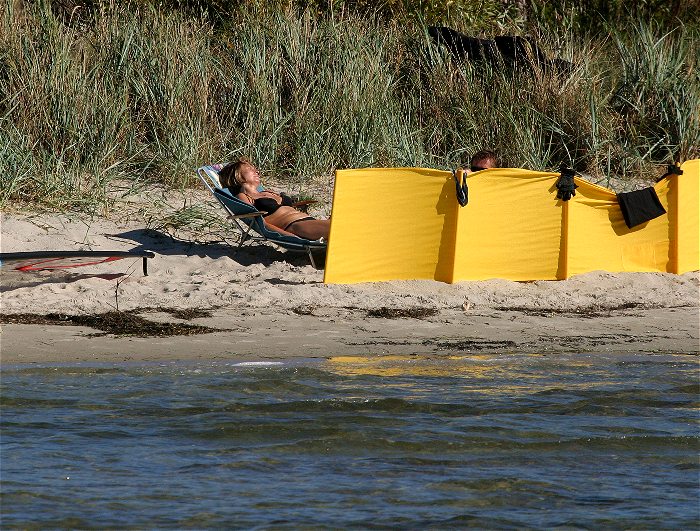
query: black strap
556 166 578 201
453 170 468 207
656 163 683 182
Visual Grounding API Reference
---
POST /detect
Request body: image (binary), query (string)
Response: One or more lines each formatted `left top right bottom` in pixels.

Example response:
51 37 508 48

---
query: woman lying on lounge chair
219 159 331 241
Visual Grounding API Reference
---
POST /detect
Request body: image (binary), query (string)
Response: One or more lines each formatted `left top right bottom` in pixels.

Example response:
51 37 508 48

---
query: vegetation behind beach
1 0 698 211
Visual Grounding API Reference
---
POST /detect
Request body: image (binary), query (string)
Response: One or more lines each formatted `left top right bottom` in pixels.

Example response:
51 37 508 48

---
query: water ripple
1 354 698 528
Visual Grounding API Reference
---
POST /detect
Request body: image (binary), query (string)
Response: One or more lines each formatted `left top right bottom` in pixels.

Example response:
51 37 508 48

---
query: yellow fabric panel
323 168 457 283
452 168 563 281
675 159 700 273
567 179 672 276
324 160 699 284
654 175 676 271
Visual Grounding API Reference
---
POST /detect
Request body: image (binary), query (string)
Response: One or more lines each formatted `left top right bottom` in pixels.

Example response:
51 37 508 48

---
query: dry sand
1 212 698 364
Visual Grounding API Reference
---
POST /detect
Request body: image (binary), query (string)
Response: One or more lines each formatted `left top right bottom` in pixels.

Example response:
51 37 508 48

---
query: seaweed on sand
367 307 438 319
424 338 517 351
138 307 215 320
0 310 218 337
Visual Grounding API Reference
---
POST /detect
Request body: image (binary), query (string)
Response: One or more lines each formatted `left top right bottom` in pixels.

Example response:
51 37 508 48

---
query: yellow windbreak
323 160 699 284
323 168 457 284
566 178 672 276
676 159 700 273
452 168 562 281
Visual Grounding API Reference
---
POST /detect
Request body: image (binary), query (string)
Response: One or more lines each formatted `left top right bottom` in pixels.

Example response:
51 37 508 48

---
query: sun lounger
197 165 326 268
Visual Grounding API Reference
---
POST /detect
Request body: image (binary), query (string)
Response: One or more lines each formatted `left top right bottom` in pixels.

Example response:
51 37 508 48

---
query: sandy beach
1 211 698 364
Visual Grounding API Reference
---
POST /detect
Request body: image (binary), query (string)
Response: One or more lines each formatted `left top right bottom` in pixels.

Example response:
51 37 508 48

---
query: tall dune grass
1 1 698 211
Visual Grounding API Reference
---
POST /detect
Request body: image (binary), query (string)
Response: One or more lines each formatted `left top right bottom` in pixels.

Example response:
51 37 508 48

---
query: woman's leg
287 219 330 240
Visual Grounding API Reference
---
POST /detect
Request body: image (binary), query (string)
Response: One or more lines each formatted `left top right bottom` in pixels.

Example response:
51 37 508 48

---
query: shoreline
1 213 698 364
2 306 697 365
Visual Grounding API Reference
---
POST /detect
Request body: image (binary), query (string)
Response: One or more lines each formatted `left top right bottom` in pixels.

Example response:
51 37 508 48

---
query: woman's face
238 163 261 186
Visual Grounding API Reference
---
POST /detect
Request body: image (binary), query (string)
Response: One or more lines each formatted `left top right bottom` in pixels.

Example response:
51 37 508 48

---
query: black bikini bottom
284 216 315 230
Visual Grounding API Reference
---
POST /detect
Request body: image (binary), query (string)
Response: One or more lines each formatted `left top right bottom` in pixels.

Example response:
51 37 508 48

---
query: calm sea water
1 353 698 529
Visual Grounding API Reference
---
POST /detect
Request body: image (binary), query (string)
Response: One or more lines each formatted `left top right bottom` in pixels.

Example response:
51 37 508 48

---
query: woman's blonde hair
219 157 251 190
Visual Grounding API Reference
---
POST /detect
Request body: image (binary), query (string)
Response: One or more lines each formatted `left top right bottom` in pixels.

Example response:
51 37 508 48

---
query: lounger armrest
291 200 317 207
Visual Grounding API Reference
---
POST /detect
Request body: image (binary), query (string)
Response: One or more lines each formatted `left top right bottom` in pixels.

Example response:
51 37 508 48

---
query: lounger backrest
198 164 246 223
213 187 259 221
197 164 225 193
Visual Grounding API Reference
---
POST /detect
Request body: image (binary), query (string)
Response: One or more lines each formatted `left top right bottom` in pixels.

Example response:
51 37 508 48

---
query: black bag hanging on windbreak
617 187 667 229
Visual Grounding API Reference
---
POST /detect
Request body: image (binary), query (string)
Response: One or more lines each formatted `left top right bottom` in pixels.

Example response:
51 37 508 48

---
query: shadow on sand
1 229 321 293
0 271 126 293
107 228 318 268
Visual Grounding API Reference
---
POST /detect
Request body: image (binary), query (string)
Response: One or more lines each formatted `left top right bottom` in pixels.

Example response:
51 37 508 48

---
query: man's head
469 150 498 172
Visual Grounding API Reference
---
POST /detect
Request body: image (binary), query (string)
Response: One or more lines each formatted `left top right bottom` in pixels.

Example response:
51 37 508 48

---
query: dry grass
1 3 697 215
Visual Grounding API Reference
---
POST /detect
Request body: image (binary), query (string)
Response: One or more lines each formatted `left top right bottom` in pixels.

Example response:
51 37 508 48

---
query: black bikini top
253 193 294 215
